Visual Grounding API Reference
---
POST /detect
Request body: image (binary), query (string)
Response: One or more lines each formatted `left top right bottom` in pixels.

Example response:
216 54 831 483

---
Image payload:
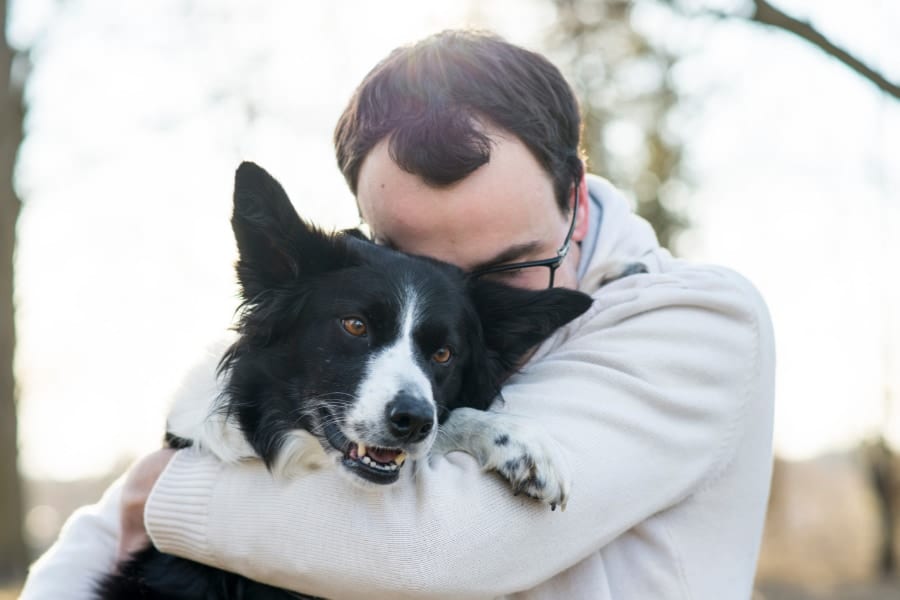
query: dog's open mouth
345 442 406 483
322 417 406 484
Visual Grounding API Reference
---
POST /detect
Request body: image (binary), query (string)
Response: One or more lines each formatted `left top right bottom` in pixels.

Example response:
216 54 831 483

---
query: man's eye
341 318 368 337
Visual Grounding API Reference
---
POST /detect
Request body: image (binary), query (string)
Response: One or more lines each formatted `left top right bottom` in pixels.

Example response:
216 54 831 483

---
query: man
21 30 774 599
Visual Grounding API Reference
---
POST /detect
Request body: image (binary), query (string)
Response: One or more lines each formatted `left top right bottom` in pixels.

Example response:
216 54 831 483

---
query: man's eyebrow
470 241 542 272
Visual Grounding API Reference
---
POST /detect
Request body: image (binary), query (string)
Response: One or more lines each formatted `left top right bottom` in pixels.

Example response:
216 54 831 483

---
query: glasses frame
468 183 580 289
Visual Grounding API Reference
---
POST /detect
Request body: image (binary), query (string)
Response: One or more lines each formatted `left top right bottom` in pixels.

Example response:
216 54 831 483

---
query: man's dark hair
334 30 584 213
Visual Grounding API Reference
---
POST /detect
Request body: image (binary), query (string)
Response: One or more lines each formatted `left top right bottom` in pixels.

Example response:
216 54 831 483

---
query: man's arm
146 265 774 599
19 476 124 600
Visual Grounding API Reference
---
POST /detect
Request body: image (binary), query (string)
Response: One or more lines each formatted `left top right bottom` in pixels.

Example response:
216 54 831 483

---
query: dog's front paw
486 426 572 511
435 408 573 510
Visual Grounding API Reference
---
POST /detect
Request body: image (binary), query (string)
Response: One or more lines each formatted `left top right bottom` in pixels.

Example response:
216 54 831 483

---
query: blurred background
1 0 898 597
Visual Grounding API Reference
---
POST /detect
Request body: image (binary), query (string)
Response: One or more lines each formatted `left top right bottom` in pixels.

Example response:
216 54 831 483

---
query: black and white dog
97 162 593 600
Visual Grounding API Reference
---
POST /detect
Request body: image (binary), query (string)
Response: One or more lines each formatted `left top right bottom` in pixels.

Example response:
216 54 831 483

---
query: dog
96 162 593 600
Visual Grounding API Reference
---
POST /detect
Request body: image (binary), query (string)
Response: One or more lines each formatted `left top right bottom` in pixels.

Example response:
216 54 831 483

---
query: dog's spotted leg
433 408 572 510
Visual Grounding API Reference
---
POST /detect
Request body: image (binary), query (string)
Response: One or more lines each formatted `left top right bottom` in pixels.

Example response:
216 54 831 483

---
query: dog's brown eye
341 318 367 337
432 346 452 364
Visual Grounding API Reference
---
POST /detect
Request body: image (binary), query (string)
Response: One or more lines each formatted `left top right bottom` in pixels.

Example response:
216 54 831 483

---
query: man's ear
231 162 354 300
456 280 593 412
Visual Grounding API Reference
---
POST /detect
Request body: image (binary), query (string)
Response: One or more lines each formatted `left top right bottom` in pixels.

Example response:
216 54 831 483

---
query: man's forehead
355 132 561 269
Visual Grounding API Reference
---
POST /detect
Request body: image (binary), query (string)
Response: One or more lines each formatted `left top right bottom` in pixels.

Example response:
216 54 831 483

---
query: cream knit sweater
21 177 775 599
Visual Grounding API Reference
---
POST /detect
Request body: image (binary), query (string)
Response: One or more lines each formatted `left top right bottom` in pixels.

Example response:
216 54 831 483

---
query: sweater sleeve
19 475 124 600
146 264 773 599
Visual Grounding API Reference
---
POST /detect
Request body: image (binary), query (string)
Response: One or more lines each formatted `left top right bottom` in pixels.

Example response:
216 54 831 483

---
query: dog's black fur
95 162 592 600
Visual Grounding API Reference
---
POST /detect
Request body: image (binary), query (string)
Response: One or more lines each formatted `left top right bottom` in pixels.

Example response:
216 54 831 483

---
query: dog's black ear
232 162 354 299
470 280 594 369
457 281 593 412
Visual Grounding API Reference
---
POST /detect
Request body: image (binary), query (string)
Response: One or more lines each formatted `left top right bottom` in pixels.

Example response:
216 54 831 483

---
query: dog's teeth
357 443 367 458
394 452 406 467
362 456 372 465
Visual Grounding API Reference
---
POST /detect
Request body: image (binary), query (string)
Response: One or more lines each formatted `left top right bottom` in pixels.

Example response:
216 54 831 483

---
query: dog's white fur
344 288 437 459
165 335 253 462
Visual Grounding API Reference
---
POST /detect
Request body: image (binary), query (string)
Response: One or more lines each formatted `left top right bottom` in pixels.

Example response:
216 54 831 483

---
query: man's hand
117 448 177 563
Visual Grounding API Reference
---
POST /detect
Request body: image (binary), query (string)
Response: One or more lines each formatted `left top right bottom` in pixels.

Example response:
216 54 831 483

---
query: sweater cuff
145 448 223 567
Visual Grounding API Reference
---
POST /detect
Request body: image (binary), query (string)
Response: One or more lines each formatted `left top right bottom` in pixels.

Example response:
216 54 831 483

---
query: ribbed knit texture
144 448 222 567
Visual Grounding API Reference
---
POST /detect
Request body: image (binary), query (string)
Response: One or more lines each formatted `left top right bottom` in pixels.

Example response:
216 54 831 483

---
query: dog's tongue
367 447 401 463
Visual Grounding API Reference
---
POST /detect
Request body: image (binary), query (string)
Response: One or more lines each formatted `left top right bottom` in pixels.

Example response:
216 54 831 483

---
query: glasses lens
477 265 553 289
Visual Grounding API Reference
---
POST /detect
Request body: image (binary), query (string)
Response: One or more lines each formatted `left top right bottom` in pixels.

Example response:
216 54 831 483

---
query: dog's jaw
318 415 434 486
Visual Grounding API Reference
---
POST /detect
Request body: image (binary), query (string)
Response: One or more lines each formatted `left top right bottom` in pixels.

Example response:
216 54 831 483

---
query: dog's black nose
385 393 434 443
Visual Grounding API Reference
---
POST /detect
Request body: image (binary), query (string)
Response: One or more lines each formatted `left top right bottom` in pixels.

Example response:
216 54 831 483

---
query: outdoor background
1 0 899 598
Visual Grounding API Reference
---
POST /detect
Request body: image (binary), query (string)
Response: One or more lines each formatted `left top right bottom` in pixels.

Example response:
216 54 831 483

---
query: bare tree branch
748 0 900 100
656 0 899 100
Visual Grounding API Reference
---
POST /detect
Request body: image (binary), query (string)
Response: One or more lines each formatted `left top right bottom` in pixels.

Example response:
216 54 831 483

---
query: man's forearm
20 475 124 600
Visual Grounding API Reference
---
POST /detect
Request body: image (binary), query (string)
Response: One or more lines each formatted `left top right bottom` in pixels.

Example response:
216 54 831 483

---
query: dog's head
221 162 592 485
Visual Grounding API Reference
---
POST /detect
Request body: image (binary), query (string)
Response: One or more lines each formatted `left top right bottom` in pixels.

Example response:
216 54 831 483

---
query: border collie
96 162 593 600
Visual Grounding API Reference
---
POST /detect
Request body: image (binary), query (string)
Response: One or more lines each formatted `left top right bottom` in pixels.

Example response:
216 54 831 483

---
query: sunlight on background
8 0 554 480
7 0 900 481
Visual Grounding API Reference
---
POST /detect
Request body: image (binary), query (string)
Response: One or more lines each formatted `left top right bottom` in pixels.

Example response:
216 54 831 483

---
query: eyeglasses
468 184 580 289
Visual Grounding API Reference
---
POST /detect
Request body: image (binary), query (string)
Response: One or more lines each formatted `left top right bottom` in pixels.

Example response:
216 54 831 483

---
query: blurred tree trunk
0 0 28 583
548 0 687 251
867 437 899 575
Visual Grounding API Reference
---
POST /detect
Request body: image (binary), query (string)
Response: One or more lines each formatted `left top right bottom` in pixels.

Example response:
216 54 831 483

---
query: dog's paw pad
487 434 570 510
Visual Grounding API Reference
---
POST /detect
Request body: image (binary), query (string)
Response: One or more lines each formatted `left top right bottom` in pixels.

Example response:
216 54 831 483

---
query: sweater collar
577 175 663 294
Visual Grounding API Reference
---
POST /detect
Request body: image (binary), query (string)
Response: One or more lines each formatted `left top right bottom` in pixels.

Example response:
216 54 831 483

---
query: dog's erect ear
232 162 354 299
457 281 593 412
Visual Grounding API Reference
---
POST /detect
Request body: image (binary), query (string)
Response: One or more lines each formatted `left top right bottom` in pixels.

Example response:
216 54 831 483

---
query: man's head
334 30 590 291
